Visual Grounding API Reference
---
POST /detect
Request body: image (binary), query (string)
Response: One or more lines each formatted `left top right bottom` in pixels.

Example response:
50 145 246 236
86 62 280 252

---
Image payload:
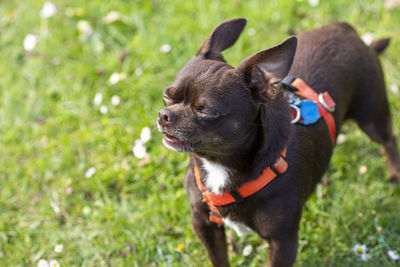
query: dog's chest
201 159 253 236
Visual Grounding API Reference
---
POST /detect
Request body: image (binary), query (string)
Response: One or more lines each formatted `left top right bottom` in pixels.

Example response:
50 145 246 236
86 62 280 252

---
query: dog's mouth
162 132 194 152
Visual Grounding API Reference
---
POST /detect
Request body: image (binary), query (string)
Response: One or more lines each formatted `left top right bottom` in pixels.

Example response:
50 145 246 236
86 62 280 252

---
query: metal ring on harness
290 104 301 124
319 93 335 112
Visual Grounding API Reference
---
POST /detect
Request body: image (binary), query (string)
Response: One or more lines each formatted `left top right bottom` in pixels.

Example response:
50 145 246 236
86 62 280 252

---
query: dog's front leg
191 209 230 267
266 234 298 267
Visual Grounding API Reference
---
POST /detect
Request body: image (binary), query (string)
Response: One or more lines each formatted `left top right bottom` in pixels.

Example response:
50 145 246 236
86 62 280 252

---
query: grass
0 0 400 266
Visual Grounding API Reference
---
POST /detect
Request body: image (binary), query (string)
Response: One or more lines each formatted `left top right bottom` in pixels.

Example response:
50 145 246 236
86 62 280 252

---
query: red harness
194 148 288 225
194 77 336 225
282 77 336 144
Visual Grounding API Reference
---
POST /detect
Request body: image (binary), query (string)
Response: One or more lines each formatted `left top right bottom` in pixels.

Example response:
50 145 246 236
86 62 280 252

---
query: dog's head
157 18 297 163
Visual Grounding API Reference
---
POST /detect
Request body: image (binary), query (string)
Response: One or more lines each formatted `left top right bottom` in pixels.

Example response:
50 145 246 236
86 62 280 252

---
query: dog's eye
162 87 175 105
195 106 220 119
163 94 172 105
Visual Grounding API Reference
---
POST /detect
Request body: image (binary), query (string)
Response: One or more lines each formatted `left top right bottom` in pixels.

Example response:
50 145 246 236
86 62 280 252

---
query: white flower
361 253 369 261
247 28 256 36
160 44 171 53
140 127 151 143
134 67 143 76
133 140 147 159
361 32 374 45
336 133 347 144
242 244 253 256
54 244 64 253
93 93 103 105
77 20 93 36
50 201 60 214
82 206 91 215
359 165 367 175
109 72 126 84
390 84 399 94
388 250 400 260
100 105 108 114
40 2 57 18
38 259 49 267
49 260 60 267
353 244 367 254
111 95 120 106
85 167 96 178
103 11 121 24
23 34 39 51
308 0 319 7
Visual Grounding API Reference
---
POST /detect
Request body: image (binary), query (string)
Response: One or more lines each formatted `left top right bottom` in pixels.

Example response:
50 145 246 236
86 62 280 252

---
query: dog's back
287 22 399 199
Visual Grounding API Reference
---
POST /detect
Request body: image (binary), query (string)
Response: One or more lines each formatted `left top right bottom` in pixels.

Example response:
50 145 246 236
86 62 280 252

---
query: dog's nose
158 108 177 126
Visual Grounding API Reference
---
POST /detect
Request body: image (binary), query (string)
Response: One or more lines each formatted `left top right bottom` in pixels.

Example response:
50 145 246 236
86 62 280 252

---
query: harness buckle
290 104 301 124
319 92 335 112
279 76 298 92
271 156 288 175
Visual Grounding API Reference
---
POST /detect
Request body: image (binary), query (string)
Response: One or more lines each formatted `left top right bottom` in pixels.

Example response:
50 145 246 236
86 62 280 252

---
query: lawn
1 0 400 266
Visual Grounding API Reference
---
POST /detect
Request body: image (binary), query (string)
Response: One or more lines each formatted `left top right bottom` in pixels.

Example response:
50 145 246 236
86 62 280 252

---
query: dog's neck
194 93 292 194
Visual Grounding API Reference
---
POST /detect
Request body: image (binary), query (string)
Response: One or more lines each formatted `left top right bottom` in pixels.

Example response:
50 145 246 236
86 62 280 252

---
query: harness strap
286 77 336 144
194 148 288 225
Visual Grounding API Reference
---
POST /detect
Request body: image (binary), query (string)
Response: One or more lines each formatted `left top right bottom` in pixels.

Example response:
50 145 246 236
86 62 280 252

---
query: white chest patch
201 159 229 194
223 217 253 237
201 159 253 236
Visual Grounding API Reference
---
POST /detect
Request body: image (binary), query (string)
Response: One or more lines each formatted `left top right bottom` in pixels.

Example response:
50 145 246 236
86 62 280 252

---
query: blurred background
1 0 400 266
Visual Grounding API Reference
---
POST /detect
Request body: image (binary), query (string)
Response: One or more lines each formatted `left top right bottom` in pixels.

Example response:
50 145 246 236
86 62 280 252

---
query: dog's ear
237 36 297 101
197 18 247 61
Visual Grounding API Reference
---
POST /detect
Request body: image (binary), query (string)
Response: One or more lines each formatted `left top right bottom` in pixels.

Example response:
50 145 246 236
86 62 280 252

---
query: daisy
243 244 253 256
336 133 346 144
49 260 60 267
38 259 49 267
361 253 369 261
40 2 57 18
82 206 91 215
109 72 126 84
359 165 367 175
353 244 367 254
140 127 151 143
23 34 39 51
103 11 121 24
54 244 63 253
133 140 147 159
93 93 103 105
77 20 93 36
100 105 108 115
160 44 171 53
361 33 374 45
390 84 399 94
111 95 120 106
85 167 96 178
388 250 400 260
308 0 319 7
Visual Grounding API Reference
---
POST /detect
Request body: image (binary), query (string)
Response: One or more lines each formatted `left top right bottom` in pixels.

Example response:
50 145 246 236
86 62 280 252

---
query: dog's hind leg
352 91 400 184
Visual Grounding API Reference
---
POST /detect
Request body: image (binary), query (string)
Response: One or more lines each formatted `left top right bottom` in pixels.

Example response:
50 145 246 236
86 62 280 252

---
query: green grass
1 0 400 266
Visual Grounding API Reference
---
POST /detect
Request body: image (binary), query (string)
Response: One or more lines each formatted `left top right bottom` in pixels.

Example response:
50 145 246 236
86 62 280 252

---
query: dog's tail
369 38 390 55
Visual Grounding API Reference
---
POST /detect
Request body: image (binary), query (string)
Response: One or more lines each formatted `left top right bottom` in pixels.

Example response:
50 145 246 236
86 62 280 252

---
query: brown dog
157 18 400 266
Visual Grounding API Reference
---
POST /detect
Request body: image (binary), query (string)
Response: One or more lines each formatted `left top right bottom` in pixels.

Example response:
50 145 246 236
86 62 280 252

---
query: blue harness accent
292 99 321 125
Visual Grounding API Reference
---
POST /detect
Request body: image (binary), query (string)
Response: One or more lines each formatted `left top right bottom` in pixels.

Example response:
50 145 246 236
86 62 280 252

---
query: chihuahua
157 18 399 266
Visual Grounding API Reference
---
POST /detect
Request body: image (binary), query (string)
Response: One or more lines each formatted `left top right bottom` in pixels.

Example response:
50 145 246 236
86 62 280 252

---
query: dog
157 18 400 267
